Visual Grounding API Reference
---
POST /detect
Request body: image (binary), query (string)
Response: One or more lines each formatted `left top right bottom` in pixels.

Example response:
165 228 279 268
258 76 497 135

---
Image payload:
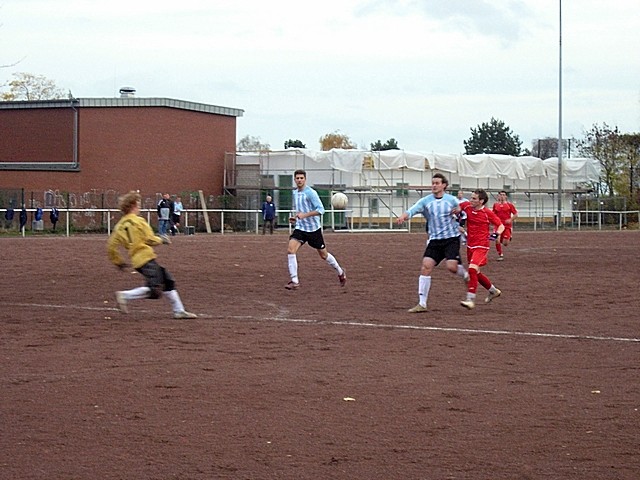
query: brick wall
0 105 237 198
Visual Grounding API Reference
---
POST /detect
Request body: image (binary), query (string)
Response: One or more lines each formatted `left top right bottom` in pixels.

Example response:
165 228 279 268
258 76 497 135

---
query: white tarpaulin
426 153 459 173
518 156 547 177
458 154 527 179
487 154 526 179
543 158 601 182
235 149 600 183
458 154 497 178
321 149 365 173
376 150 425 171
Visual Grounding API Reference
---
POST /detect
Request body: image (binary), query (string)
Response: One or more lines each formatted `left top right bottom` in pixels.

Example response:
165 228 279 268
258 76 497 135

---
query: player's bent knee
148 287 162 299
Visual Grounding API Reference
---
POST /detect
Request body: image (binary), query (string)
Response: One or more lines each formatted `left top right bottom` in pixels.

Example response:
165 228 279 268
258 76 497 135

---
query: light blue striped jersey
292 185 325 232
406 193 460 240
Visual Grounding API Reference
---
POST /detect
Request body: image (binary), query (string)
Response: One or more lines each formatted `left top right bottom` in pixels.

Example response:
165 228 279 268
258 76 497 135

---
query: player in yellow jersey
107 191 197 319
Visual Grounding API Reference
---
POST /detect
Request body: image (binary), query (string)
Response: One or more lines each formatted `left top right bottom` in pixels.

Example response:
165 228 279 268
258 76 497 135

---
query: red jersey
459 201 503 249
492 201 517 225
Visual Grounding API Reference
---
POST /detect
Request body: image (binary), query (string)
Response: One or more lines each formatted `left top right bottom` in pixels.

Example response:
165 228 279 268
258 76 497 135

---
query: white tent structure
225 149 601 229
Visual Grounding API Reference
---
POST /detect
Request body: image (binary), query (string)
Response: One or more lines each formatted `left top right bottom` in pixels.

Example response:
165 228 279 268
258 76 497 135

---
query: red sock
496 242 503 255
478 272 492 290
468 269 478 294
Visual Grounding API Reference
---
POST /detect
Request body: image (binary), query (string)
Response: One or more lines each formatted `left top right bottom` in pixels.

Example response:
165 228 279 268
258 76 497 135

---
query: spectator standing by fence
171 196 184 236
261 195 276 235
157 193 173 238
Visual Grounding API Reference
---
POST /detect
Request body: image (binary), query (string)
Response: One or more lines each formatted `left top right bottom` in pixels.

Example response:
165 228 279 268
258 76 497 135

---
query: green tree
1 72 65 101
237 135 270 152
371 138 400 151
284 139 306 149
319 131 356 151
464 117 522 155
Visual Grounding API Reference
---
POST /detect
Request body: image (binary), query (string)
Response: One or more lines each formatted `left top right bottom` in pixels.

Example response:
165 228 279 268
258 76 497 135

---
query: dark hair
432 173 449 186
474 189 489 205
294 169 306 178
498 190 508 195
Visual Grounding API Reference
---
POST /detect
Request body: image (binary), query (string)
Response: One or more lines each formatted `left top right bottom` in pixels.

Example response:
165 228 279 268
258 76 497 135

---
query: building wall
0 107 75 161
0 105 236 199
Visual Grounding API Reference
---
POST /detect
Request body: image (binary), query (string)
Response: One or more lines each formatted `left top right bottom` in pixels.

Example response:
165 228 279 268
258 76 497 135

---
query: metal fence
1 207 638 236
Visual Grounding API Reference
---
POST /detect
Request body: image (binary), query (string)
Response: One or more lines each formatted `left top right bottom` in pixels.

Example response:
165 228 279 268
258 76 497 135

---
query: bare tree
237 135 270 152
531 137 575 159
1 72 65 101
577 123 624 197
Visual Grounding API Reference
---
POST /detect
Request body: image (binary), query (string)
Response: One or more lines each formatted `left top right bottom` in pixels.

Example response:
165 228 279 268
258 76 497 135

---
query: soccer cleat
161 234 172 244
173 310 197 319
338 269 347 287
115 291 128 313
408 304 428 313
460 299 475 310
485 288 502 304
497 255 504 261
285 281 300 290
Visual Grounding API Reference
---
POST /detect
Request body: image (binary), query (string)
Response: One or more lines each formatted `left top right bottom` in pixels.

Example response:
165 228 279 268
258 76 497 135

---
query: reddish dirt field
1 230 639 480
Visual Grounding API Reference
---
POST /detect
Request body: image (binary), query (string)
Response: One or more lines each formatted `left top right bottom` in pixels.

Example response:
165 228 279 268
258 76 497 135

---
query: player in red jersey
456 189 504 310
492 190 518 261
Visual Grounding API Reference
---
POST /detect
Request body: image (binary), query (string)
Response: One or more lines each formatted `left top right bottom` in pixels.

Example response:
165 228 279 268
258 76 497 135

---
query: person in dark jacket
261 195 276 235
156 193 174 238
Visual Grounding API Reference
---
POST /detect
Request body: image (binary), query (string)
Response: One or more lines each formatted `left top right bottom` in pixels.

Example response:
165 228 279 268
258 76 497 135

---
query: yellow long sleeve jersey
107 213 163 269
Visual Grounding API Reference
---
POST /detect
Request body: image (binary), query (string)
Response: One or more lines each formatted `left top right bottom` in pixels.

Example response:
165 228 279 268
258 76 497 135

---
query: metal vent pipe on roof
119 86 136 98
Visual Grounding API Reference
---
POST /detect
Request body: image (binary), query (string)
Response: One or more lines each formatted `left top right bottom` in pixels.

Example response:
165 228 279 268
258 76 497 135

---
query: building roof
0 97 244 117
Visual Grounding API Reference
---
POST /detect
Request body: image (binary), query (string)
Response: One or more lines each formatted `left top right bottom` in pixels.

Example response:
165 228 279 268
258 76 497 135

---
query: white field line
7 302 640 344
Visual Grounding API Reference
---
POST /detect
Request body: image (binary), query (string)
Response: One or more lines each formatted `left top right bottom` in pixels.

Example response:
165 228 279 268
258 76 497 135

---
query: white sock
456 264 467 278
325 253 344 275
122 286 150 300
288 254 299 283
163 290 185 313
418 275 431 308
466 292 477 301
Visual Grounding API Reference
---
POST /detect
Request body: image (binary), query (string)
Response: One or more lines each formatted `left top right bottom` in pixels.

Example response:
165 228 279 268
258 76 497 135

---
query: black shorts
171 214 181 224
136 259 176 293
423 237 461 265
290 228 326 250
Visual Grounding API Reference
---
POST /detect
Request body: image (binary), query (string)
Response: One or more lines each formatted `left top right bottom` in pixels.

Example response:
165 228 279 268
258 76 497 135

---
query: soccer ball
331 192 348 210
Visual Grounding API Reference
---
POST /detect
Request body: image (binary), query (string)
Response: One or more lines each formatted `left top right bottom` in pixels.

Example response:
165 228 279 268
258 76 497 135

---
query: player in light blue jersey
285 169 346 290
396 173 468 312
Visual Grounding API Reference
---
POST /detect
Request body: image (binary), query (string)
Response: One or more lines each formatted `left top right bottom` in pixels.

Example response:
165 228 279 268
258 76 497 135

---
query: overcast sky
2 0 639 153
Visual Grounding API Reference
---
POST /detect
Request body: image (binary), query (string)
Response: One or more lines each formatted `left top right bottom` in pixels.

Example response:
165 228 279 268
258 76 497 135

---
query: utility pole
557 0 563 229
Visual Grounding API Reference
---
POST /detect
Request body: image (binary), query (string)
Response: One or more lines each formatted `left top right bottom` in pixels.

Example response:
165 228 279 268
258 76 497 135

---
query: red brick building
0 96 243 201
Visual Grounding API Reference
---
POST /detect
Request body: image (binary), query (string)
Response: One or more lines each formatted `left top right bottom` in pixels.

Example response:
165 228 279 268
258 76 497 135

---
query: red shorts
467 247 488 267
500 227 513 241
